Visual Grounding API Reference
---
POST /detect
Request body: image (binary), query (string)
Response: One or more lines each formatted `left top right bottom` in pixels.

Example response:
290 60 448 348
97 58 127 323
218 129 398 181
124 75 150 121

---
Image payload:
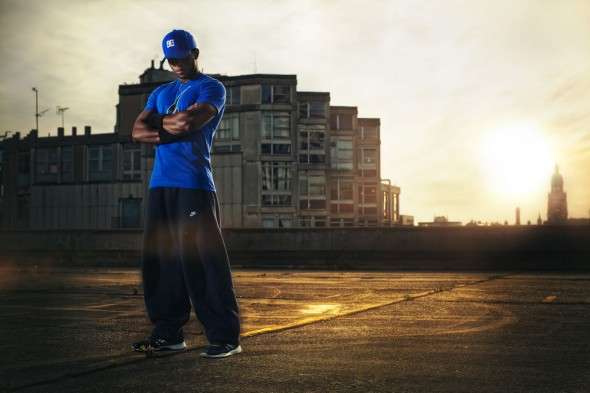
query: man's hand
162 102 217 136
131 102 217 144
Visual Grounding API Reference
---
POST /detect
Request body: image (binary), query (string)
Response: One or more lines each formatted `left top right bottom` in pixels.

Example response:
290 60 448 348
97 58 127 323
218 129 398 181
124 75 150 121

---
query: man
131 29 241 358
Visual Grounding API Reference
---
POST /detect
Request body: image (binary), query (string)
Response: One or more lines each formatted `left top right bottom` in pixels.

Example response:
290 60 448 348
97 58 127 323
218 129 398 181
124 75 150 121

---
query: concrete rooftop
1 264 589 392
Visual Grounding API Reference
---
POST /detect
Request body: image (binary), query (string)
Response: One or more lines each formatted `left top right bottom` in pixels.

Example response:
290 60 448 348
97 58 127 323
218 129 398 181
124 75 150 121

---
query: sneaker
200 343 242 358
132 336 186 352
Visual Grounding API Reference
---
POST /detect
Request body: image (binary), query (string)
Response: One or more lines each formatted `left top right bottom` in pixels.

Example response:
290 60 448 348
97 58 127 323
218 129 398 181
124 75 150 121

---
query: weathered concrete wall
0 226 588 270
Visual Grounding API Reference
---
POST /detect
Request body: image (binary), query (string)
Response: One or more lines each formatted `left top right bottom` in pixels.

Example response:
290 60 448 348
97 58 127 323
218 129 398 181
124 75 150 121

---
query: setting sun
479 124 554 199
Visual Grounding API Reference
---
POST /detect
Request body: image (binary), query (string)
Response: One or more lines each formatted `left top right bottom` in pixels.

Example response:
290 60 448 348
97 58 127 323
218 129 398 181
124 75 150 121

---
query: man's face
167 52 196 80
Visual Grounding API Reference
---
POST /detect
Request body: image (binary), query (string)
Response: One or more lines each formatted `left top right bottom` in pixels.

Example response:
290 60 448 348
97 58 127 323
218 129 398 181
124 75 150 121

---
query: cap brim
162 49 191 61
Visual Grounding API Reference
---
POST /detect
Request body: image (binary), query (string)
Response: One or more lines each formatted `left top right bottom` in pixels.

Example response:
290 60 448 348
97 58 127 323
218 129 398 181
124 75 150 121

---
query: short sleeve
144 85 165 112
196 78 226 115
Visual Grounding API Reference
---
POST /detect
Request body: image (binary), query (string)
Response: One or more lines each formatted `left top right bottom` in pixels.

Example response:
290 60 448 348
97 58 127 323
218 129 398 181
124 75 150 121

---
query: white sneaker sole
157 342 186 351
200 344 242 358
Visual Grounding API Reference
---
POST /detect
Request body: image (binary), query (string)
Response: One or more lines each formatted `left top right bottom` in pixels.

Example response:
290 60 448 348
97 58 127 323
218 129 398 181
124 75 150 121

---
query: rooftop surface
1 264 588 392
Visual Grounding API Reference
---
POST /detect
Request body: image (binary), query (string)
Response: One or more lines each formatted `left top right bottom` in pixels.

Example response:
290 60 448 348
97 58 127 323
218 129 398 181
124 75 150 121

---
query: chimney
72 126 77 136
58 127 64 138
84 125 91 137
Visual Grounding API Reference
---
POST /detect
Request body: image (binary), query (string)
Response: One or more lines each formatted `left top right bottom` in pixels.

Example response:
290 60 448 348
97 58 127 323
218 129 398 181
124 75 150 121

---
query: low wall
0 226 589 270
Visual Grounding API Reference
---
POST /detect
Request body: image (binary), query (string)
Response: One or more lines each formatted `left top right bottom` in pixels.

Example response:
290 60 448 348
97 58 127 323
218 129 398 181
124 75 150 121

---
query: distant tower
537 213 542 225
547 164 568 224
515 207 521 225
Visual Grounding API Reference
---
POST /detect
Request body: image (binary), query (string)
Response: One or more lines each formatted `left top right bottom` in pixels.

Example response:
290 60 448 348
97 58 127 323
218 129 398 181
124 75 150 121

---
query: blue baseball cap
162 30 197 60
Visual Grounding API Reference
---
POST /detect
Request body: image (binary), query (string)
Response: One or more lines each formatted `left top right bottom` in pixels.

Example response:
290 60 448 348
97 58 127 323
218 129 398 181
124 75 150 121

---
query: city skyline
1 0 589 224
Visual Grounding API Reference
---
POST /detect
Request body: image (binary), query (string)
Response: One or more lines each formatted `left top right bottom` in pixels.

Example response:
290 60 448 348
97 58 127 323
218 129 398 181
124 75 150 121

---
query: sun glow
479 124 554 199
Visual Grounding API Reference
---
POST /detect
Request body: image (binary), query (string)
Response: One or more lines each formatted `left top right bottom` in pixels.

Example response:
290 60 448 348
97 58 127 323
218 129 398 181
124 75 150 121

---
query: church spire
547 162 568 224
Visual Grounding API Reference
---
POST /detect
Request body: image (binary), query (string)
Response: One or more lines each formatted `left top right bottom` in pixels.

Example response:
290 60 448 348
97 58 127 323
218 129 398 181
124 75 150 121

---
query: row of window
15 143 377 208
217 112 378 141
226 85 379 136
262 214 380 228
15 139 376 191
216 113 377 168
16 144 142 186
261 162 378 209
227 85 327 120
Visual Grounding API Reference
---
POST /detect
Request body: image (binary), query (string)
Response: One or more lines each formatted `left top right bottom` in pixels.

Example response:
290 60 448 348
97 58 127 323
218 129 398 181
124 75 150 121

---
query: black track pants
141 187 240 345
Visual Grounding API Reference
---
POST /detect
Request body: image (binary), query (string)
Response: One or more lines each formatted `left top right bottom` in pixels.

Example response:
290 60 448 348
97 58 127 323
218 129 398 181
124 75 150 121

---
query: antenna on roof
57 106 70 128
251 52 258 73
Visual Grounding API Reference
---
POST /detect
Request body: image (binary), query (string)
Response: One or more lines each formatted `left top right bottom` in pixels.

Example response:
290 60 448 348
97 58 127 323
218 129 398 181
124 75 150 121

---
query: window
330 178 353 200
262 112 290 138
299 171 326 210
299 216 327 228
299 125 326 164
261 195 292 206
61 147 73 183
122 144 141 180
358 183 377 215
261 214 293 228
358 219 378 227
88 145 112 182
358 148 377 178
299 101 326 119
261 143 291 155
330 137 353 171
330 177 354 213
360 184 377 203
261 161 292 206
213 113 240 153
120 198 142 228
299 171 325 197
261 112 291 155
226 86 241 105
330 217 355 227
360 148 377 165
361 125 378 140
331 114 353 130
35 148 58 183
216 113 240 140
17 152 30 188
262 85 291 104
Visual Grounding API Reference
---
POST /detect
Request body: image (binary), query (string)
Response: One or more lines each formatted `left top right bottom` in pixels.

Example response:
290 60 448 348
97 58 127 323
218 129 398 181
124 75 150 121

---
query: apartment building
0 63 400 229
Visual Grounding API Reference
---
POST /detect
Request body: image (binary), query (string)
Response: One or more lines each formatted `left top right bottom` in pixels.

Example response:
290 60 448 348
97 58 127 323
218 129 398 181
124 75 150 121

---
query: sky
1 0 589 224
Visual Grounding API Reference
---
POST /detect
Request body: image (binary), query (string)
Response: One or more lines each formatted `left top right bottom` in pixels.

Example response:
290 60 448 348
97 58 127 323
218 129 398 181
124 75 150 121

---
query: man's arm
133 103 217 144
131 110 160 144
161 102 217 136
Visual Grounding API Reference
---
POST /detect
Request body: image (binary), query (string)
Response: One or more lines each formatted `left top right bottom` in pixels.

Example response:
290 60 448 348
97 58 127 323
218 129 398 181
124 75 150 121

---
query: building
0 63 401 229
398 214 414 226
418 215 462 227
547 164 568 224
0 127 149 230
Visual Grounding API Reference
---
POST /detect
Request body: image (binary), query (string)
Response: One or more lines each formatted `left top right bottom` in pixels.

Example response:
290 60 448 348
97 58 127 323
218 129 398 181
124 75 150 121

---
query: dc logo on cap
166 39 175 48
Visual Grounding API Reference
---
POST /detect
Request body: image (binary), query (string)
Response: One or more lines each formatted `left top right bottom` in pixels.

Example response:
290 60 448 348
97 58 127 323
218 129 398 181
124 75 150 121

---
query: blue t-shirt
145 73 226 190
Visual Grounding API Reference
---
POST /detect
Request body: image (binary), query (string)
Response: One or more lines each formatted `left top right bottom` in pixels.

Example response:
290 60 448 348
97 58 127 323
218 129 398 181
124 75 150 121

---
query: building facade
0 63 400 229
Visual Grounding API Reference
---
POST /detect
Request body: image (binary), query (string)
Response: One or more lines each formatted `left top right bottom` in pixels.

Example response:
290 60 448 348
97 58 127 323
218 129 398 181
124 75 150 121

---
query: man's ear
192 48 200 60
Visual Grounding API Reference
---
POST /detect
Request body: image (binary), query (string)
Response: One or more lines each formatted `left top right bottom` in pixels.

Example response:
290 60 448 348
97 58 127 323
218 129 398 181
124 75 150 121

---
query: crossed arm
131 102 217 144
